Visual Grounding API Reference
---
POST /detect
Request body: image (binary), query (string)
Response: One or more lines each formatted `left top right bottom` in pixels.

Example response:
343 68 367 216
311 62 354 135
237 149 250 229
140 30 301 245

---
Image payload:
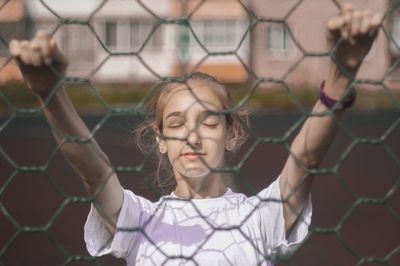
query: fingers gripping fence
1 0 400 265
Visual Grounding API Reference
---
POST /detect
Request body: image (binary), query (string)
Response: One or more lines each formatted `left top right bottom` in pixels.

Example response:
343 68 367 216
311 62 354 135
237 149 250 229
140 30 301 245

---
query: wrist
330 53 360 79
319 80 356 110
324 63 355 98
38 85 67 107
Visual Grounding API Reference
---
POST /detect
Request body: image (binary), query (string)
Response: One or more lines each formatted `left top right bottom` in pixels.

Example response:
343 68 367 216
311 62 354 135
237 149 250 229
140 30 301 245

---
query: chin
182 168 211 179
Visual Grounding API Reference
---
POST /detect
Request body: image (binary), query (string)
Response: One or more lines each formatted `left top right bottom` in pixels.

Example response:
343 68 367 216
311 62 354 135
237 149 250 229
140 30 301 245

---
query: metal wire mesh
0 0 400 265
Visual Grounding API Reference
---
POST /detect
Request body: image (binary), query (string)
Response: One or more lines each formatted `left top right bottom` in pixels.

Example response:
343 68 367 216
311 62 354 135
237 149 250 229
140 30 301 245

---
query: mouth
180 152 207 160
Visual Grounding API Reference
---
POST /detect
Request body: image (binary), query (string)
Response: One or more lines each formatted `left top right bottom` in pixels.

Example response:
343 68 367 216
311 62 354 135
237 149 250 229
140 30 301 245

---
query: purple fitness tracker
319 80 357 110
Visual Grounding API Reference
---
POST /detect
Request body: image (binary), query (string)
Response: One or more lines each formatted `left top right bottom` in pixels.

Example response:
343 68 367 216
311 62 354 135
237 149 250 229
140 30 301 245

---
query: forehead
162 83 223 119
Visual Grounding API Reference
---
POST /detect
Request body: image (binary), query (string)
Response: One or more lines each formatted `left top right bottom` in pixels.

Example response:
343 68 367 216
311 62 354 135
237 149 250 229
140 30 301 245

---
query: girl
9 4 382 265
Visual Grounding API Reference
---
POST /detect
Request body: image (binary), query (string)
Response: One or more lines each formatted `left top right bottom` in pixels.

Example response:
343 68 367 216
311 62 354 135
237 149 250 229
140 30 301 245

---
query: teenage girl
9 4 382 265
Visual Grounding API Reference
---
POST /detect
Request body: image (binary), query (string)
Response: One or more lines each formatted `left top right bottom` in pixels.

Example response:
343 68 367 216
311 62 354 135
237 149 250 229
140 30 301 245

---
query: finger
328 16 346 31
30 40 43 67
327 16 345 43
36 31 53 64
36 30 50 39
369 13 383 37
9 40 25 67
350 10 362 37
9 40 21 57
340 3 353 16
19 40 32 65
341 5 353 40
36 32 53 65
360 10 373 34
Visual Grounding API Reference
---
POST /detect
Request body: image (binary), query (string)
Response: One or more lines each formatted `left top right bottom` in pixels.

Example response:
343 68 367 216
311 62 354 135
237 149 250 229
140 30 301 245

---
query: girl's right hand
9 31 68 98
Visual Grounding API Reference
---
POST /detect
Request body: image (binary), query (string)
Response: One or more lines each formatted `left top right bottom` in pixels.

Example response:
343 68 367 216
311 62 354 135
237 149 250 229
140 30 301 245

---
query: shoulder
122 189 160 214
235 177 281 207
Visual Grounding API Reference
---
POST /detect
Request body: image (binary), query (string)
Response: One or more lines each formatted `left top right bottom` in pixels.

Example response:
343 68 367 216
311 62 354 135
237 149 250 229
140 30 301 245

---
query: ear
156 135 161 143
225 130 237 151
156 135 168 154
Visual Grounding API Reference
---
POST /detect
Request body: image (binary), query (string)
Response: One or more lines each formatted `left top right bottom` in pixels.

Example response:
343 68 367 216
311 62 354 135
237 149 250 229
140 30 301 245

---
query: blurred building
249 0 390 89
0 0 26 83
170 0 250 83
23 0 172 82
0 0 398 88
387 0 400 86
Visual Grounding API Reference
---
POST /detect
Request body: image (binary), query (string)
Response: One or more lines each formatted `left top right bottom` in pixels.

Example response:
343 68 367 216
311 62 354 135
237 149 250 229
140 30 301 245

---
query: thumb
327 16 346 43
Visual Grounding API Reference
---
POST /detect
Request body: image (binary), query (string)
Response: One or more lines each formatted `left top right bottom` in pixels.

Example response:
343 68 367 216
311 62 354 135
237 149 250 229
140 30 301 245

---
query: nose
186 128 201 148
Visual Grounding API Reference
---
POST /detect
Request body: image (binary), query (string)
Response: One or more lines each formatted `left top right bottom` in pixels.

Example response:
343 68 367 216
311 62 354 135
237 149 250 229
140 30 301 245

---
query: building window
265 23 292 56
130 20 142 48
52 24 95 72
130 20 161 50
104 19 161 52
105 21 117 47
190 20 243 52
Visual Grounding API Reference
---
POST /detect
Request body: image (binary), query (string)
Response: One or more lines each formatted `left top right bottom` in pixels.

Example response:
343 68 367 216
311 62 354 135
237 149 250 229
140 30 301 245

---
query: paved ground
0 110 399 265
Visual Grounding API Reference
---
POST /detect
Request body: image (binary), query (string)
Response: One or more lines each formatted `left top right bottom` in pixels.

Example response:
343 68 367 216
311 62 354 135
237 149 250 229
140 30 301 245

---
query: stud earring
226 141 235 151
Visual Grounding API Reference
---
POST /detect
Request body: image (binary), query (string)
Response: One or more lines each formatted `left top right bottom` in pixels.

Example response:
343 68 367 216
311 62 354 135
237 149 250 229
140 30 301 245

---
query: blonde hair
133 72 250 194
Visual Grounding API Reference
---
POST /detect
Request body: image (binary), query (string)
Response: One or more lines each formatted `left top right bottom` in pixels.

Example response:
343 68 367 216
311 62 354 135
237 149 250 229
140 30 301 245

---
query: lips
181 152 206 160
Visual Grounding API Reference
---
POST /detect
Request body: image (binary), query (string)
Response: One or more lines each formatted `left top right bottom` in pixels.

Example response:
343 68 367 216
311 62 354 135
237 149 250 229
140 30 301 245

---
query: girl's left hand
327 3 383 76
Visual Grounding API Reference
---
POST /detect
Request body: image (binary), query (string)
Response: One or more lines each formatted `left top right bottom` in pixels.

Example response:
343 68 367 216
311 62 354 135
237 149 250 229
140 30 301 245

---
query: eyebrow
165 110 220 120
165 111 184 120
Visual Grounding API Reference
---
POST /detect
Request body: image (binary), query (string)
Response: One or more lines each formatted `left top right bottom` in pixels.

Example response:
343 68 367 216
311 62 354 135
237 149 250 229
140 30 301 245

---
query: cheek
201 125 227 140
164 139 186 163
163 127 188 139
201 128 228 151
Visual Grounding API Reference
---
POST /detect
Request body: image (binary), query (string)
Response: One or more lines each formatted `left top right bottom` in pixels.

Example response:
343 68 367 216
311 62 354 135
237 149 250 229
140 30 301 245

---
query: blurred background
0 0 399 265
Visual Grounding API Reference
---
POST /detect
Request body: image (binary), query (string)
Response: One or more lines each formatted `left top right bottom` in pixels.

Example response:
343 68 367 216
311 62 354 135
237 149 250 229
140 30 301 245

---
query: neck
174 172 227 199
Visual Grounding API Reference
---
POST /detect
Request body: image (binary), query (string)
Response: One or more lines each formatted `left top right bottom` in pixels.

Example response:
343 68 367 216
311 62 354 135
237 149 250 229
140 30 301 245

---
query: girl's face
160 83 228 180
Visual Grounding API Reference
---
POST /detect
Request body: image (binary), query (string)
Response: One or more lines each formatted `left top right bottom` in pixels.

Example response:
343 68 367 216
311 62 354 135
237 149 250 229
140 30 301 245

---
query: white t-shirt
84 176 312 265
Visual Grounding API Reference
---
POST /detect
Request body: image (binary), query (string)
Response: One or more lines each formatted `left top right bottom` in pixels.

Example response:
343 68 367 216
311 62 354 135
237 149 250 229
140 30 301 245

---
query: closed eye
168 124 183 128
203 122 219 128
201 116 220 128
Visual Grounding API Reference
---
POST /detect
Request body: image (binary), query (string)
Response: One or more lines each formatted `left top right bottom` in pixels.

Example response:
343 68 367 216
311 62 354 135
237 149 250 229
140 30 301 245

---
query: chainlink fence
0 0 400 265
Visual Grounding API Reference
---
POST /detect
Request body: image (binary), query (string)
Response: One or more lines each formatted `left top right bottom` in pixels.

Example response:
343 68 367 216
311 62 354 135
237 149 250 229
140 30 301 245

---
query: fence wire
0 0 400 265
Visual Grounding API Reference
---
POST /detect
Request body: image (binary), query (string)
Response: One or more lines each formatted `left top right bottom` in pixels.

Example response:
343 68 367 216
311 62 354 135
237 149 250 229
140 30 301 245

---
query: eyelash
168 124 183 128
168 123 218 129
203 123 218 128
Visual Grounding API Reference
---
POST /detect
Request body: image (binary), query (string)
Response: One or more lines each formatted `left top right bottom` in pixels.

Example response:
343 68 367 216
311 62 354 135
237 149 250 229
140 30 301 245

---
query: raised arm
279 5 383 234
9 31 124 233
